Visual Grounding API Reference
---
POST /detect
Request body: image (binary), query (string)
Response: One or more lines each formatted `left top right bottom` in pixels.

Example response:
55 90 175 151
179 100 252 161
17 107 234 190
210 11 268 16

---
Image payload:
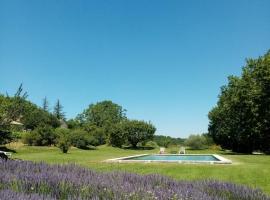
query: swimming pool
107 154 232 164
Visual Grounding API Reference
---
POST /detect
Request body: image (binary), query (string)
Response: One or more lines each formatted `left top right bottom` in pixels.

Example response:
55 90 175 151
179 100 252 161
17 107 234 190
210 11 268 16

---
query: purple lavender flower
0 160 269 200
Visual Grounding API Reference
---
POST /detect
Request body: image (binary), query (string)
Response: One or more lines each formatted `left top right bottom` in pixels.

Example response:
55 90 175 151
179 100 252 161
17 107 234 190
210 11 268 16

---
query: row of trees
0 86 156 151
208 50 270 153
68 101 156 148
153 135 185 148
0 85 62 144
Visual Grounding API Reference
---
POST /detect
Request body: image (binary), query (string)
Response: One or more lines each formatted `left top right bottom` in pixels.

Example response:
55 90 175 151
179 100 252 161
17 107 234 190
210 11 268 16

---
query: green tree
53 99 65 120
123 120 156 148
76 100 126 127
108 123 126 147
23 126 56 146
70 129 98 149
21 101 60 130
208 50 270 153
75 100 126 145
55 128 71 153
0 84 28 144
185 134 207 150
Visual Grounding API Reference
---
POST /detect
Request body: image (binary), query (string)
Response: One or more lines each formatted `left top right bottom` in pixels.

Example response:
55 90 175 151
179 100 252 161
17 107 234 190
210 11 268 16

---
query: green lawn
5 142 270 195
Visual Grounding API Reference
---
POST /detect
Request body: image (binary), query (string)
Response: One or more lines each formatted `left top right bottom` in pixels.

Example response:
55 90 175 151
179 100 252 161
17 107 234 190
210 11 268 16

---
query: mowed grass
5 142 270 195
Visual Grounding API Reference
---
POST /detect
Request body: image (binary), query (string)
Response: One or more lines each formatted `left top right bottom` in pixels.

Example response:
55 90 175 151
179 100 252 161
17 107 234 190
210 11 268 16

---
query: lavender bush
0 159 269 200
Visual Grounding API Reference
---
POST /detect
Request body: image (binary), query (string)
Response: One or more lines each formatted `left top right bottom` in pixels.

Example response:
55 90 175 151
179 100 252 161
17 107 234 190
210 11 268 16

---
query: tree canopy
208 51 270 153
76 100 126 127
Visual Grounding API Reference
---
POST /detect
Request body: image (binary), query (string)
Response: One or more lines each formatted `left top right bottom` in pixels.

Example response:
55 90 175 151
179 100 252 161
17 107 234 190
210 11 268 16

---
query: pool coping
105 154 232 164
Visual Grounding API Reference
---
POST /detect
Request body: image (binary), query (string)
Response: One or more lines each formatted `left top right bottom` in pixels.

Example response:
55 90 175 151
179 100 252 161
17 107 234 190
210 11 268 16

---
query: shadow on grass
77 145 97 150
123 146 155 150
0 146 17 153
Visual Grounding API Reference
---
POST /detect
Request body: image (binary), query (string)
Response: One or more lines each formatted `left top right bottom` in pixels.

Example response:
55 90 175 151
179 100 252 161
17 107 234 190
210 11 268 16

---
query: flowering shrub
0 159 269 200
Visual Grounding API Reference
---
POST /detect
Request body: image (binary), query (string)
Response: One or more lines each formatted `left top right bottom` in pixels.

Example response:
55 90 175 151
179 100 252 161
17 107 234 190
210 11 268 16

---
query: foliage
76 100 126 127
185 134 207 150
153 135 185 147
22 126 56 146
0 130 12 145
108 123 126 147
66 119 81 129
208 51 270 153
75 101 128 147
53 99 65 120
83 124 107 145
56 130 71 153
123 120 156 148
21 101 60 130
144 140 158 148
0 159 269 200
70 129 98 149
0 84 28 141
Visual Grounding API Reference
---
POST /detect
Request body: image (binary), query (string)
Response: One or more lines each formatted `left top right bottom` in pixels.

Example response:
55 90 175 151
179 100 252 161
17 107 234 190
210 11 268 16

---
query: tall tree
208 50 270 153
76 100 126 127
42 97 49 112
53 99 65 120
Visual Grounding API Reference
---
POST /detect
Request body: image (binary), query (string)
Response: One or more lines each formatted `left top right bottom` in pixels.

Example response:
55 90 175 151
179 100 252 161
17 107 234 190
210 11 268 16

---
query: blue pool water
124 155 219 161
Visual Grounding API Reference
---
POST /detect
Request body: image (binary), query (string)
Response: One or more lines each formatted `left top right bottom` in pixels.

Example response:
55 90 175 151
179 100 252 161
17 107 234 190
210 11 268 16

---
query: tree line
0 87 156 152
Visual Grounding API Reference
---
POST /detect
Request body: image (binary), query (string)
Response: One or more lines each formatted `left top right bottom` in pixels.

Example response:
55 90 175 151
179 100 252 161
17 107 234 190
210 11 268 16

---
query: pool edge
105 154 232 164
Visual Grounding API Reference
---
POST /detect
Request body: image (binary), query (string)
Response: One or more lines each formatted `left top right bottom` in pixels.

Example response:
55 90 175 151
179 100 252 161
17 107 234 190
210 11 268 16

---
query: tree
22 126 57 146
42 97 49 112
70 129 98 149
208 50 270 153
185 134 207 150
0 84 28 144
21 101 60 130
55 128 71 153
108 123 126 147
123 120 156 148
76 100 126 127
75 100 126 145
53 99 65 120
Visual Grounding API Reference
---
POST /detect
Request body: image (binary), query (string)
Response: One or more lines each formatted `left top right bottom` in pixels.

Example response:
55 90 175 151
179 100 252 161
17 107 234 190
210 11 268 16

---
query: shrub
144 141 158 148
55 128 71 153
70 129 98 149
22 126 56 146
57 136 71 153
185 134 207 150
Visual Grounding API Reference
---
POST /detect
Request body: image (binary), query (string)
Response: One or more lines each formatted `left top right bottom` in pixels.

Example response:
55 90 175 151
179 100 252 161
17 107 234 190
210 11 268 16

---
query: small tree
55 128 71 153
185 134 207 150
123 120 156 148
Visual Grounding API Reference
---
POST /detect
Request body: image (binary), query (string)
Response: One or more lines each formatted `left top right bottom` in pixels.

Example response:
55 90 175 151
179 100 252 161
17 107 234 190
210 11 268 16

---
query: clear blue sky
0 0 270 138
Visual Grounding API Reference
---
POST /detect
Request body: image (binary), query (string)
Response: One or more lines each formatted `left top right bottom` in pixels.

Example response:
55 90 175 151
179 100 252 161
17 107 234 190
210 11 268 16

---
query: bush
57 136 71 153
185 134 207 150
22 126 56 146
0 130 13 145
55 128 71 153
144 141 158 148
70 129 98 149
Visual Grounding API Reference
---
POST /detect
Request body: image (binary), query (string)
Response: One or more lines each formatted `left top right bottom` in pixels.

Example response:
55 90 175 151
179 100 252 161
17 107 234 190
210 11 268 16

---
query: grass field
4 142 270 195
